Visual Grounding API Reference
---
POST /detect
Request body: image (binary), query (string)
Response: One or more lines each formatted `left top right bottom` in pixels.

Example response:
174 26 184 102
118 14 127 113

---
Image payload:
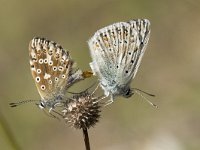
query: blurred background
1 0 200 150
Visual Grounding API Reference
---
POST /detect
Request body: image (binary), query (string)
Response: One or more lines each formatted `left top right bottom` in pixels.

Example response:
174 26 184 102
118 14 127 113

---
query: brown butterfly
10 37 92 113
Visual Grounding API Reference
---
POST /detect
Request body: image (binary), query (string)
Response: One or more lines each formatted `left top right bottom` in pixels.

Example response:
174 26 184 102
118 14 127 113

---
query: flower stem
82 128 90 150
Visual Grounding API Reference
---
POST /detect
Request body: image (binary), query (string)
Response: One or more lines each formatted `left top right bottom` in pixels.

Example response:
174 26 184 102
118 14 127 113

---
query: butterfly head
122 88 134 98
41 94 65 109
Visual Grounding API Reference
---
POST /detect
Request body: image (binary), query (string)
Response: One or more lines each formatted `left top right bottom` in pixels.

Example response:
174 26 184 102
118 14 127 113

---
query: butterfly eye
39 102 45 109
123 88 133 98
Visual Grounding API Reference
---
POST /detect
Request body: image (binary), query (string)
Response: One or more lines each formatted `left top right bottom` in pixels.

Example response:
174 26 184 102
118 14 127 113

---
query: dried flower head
63 87 104 129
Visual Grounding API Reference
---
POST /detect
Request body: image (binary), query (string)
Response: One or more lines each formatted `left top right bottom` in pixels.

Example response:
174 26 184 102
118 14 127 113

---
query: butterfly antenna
66 91 80 94
9 100 39 107
132 88 155 97
132 89 158 108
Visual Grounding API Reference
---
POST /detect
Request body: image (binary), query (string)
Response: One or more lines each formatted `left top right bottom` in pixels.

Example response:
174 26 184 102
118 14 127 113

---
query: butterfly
10 37 92 113
88 19 151 103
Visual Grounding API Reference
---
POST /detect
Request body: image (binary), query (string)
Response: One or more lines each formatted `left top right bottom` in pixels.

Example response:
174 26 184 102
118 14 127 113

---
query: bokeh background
1 0 200 150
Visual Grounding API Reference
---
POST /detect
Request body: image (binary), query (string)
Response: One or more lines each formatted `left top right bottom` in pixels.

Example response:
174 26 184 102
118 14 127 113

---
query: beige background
1 0 200 150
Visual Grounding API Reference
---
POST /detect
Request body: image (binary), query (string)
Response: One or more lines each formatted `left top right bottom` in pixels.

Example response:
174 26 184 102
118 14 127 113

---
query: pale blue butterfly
88 19 151 104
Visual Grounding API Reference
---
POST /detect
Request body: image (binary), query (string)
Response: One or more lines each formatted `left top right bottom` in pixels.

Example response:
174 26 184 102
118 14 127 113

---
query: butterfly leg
49 103 65 118
49 111 61 121
42 108 60 120
104 95 114 106
91 84 100 95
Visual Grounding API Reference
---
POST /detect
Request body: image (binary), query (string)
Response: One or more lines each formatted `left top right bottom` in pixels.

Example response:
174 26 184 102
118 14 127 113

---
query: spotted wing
29 37 73 100
88 22 131 87
124 19 150 83
88 19 150 87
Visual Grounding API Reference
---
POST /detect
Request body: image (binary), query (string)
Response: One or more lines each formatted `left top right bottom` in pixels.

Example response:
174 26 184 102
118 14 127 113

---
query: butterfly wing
125 19 150 80
89 22 123 92
88 19 150 95
116 19 151 86
29 37 73 100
